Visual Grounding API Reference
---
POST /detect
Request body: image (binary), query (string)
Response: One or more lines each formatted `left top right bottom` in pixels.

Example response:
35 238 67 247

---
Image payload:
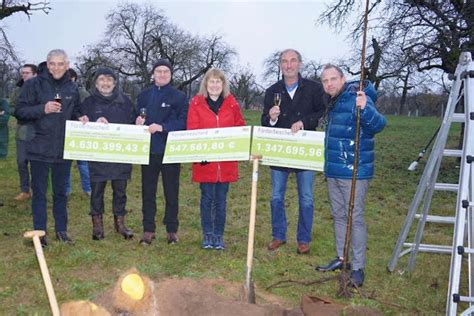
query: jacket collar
154 82 171 90
279 73 304 91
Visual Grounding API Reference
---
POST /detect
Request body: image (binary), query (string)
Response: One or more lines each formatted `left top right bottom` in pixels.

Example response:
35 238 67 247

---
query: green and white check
251 126 325 171
63 120 150 164
163 126 252 163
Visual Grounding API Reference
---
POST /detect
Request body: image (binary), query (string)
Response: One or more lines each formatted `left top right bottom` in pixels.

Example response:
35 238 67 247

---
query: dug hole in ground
59 268 383 316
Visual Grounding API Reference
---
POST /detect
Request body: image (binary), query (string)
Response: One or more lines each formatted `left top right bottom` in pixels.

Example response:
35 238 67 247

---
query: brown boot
92 214 104 240
139 232 155 246
114 215 133 239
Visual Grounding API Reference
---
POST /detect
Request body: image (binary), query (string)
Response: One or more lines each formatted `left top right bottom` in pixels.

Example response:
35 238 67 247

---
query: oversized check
63 120 150 164
251 126 325 171
163 126 252 164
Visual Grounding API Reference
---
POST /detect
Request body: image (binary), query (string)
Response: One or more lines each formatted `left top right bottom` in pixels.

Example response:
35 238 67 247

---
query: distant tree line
0 1 471 116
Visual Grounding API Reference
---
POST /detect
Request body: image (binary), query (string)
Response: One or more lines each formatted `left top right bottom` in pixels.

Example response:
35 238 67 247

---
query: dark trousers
16 138 30 192
141 153 180 233
90 180 127 216
30 160 71 232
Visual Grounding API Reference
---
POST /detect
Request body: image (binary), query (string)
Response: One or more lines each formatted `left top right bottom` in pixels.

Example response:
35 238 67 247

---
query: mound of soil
93 276 382 316
95 277 301 315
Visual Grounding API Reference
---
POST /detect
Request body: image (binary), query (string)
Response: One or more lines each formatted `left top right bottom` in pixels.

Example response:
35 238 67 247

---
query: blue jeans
200 182 230 236
66 160 91 194
30 160 71 232
270 169 315 243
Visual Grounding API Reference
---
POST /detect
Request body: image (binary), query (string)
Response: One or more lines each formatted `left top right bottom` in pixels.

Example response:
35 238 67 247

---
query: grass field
0 110 464 314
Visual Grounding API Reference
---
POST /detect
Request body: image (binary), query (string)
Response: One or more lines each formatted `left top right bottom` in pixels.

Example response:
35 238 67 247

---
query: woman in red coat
187 68 245 250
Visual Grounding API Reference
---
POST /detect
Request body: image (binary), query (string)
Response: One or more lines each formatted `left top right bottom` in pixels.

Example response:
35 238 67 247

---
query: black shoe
350 269 364 287
55 231 74 244
315 257 350 272
40 236 48 247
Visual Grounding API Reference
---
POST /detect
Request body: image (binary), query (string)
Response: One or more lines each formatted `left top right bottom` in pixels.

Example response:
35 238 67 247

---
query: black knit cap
94 67 117 81
152 59 172 73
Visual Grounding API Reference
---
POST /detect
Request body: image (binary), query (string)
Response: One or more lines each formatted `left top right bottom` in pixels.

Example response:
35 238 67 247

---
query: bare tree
0 1 51 97
262 50 281 85
319 1 473 74
0 27 21 98
173 34 235 92
74 46 116 90
229 67 264 110
0 0 50 20
76 2 235 94
301 60 323 81
101 3 166 85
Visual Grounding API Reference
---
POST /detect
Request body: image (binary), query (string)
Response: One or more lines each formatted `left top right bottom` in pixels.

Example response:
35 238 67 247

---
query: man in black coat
15 49 82 246
80 67 136 241
261 49 326 255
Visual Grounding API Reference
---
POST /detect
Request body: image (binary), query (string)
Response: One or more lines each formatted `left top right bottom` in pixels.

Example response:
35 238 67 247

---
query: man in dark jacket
135 59 188 245
314 64 386 287
11 64 37 202
80 67 136 241
15 49 82 246
261 49 326 255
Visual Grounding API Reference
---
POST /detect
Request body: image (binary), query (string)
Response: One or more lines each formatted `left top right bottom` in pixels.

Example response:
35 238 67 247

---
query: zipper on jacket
201 98 222 181
216 115 221 181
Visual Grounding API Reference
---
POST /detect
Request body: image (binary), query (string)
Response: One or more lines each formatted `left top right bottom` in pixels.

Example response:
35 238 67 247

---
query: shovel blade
240 281 256 304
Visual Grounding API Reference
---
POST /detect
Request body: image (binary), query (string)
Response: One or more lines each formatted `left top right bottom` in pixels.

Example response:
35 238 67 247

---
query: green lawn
0 111 463 314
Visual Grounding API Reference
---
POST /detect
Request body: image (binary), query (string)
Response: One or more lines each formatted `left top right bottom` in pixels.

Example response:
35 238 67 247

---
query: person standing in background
65 68 91 197
11 64 37 202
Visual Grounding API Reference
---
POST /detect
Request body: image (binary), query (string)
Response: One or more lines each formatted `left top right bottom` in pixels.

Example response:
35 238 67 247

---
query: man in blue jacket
315 64 386 287
261 49 326 255
15 49 82 246
135 59 188 246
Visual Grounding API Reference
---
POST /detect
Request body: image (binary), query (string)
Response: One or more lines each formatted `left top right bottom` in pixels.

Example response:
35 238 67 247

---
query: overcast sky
3 0 351 84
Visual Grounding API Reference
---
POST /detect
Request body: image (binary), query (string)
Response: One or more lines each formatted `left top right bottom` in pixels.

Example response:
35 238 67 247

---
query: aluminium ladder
386 52 474 314
446 52 474 316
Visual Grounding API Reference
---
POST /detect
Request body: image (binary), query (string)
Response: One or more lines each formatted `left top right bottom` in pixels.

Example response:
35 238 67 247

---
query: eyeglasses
21 71 33 75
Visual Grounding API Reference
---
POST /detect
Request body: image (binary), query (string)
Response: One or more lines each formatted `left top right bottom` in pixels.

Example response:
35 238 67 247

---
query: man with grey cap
135 59 188 246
